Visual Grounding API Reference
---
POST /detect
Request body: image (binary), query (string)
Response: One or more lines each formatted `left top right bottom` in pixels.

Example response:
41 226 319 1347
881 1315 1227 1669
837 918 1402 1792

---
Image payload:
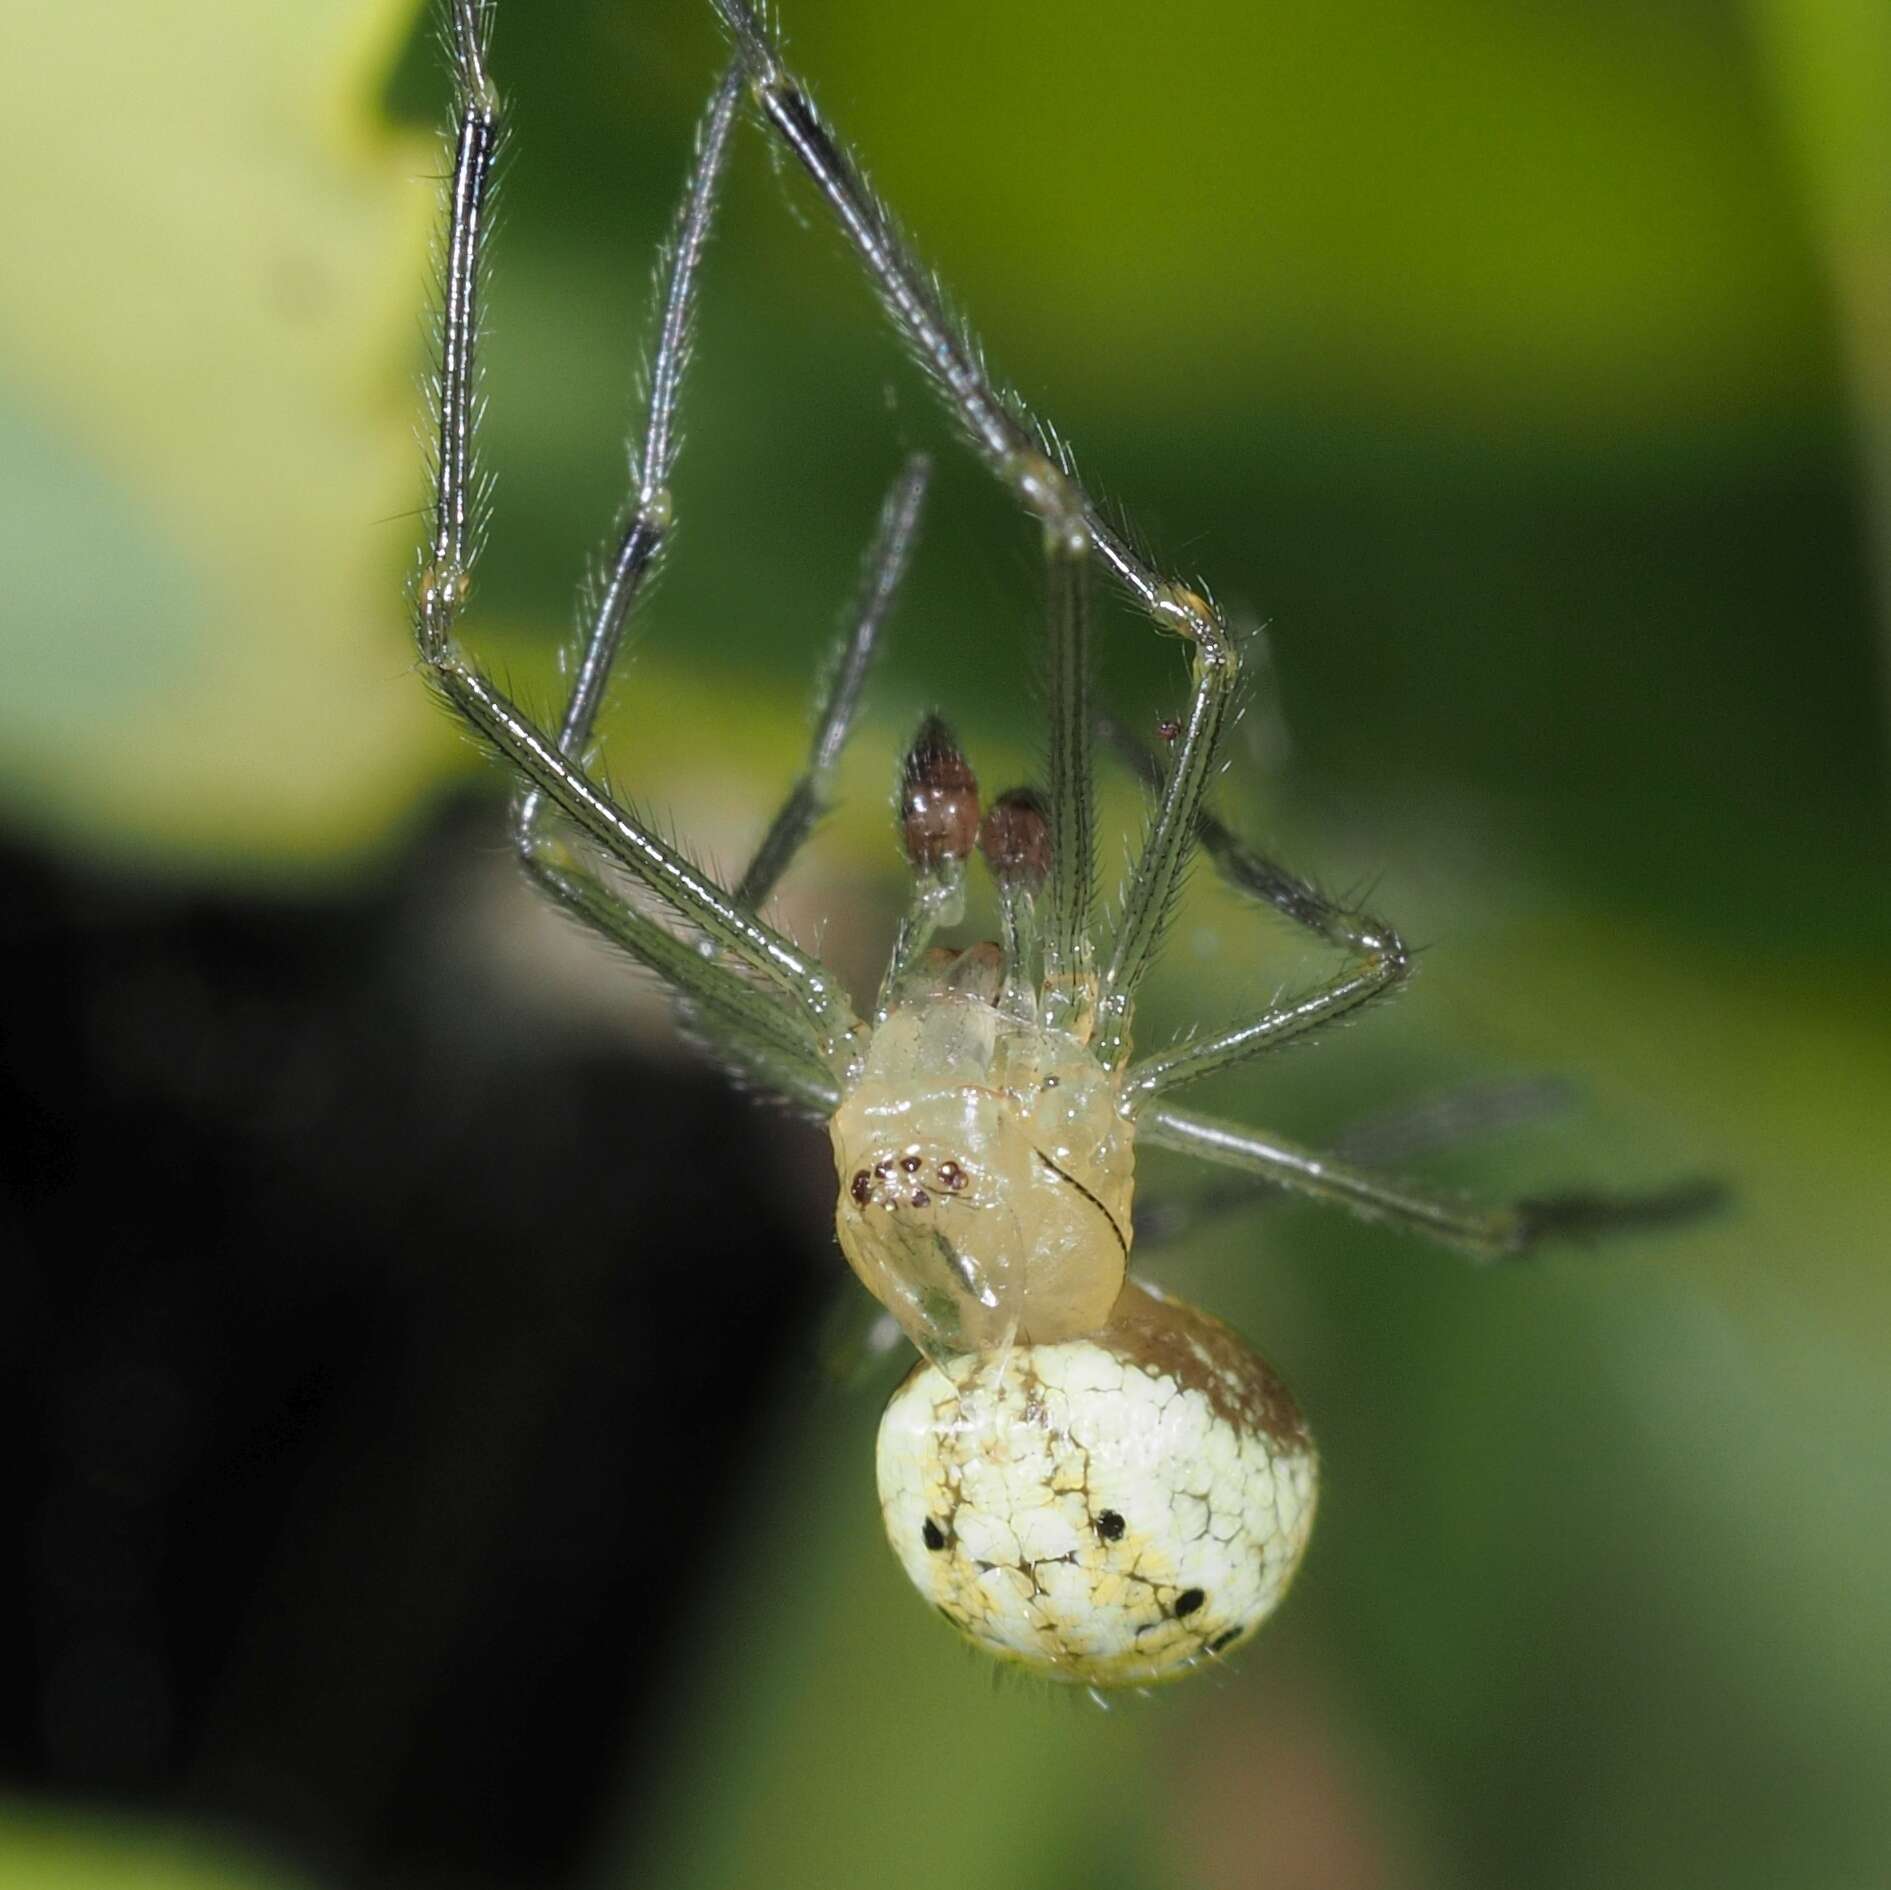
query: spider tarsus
1507 1177 1730 1254
447 3 499 122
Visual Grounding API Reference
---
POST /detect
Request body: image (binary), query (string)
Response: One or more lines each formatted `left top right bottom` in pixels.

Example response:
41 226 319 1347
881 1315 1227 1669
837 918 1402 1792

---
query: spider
413 0 1716 1687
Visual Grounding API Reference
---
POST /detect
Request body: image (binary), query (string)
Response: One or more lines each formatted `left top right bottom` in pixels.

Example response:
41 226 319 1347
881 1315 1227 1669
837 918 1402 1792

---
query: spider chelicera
414 0 1716 1687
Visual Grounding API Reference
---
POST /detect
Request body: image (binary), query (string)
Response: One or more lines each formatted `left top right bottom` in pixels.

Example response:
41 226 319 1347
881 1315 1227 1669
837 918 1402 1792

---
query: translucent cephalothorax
416 0 1719 1688
831 940 1132 1360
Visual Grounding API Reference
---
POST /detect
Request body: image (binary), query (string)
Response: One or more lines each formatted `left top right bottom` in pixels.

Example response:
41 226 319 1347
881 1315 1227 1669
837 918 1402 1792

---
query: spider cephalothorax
414 0 1717 1686
833 942 1134 1361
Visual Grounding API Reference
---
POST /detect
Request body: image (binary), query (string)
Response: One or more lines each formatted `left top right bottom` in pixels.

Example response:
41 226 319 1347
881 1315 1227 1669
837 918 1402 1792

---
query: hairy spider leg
509 446 926 1119
706 0 1238 1070
1131 1076 1581 1249
511 58 747 856
1041 527 1096 1035
735 456 932 915
416 2 864 1082
1091 719 1724 1254
498 54 841 1105
1095 716 1411 1111
667 453 930 1108
500 10 928 931
1144 1107 1727 1261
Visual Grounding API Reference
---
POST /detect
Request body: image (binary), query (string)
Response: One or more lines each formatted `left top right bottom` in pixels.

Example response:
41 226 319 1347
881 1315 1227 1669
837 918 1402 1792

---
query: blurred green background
3 1 1888 1887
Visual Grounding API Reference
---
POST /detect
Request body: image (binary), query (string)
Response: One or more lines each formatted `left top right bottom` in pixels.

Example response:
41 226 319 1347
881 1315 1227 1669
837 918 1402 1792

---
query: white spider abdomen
876 1281 1317 1686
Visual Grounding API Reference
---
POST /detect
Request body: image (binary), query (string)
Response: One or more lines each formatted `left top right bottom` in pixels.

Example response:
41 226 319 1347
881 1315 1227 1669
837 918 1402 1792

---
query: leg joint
1006 449 1088 552
415 566 470 661
1155 583 1236 666
1360 923 1411 984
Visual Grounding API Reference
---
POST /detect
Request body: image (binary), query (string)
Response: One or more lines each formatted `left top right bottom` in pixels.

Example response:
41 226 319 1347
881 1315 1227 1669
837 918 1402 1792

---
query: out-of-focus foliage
2 0 1887 1886
1750 0 1891 713
0 1801 311 1890
0 1 447 873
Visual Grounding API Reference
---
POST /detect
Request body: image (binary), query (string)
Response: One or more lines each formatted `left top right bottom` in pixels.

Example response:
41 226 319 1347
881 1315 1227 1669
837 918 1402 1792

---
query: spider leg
500 46 892 1098
1042 528 1097 1033
1097 715 1410 1108
418 3 860 1071
1132 1076 1577 1249
631 451 925 1090
734 454 930 911
706 0 1238 1067
1101 740 1721 1247
501 49 838 1101
1145 1103 1727 1261
512 57 744 852
1099 715 1405 955
525 841 841 1115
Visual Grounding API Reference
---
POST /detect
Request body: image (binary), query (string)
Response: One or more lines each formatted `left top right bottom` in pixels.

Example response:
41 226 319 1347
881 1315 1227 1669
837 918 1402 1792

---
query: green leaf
0 0 449 874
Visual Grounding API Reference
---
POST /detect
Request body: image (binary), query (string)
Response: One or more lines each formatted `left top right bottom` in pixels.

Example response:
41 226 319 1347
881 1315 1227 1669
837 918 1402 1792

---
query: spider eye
875 1283 1317 1686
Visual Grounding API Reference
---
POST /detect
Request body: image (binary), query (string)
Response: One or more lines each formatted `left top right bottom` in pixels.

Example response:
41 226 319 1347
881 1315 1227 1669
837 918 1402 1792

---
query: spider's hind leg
1145 1104 1727 1262
1097 718 1412 1112
1132 1076 1580 1251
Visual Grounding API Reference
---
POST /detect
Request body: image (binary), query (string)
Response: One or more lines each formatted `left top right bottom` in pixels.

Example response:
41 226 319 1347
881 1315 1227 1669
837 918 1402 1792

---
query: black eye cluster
851 1152 970 1212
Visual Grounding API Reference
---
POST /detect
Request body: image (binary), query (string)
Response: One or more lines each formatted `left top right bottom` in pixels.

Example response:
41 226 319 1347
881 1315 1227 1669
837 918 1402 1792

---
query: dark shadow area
2 804 835 1888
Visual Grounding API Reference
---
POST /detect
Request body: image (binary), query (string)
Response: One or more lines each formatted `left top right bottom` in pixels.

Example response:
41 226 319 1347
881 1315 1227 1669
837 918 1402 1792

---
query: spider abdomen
876 1281 1317 1686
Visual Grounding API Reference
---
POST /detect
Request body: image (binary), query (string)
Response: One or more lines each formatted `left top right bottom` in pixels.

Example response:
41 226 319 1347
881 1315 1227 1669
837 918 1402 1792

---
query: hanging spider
413 0 1716 1687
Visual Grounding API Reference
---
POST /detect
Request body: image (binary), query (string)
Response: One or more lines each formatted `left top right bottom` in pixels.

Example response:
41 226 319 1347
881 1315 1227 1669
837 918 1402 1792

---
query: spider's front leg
415 1 861 1087
509 59 747 864
706 0 1243 1068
